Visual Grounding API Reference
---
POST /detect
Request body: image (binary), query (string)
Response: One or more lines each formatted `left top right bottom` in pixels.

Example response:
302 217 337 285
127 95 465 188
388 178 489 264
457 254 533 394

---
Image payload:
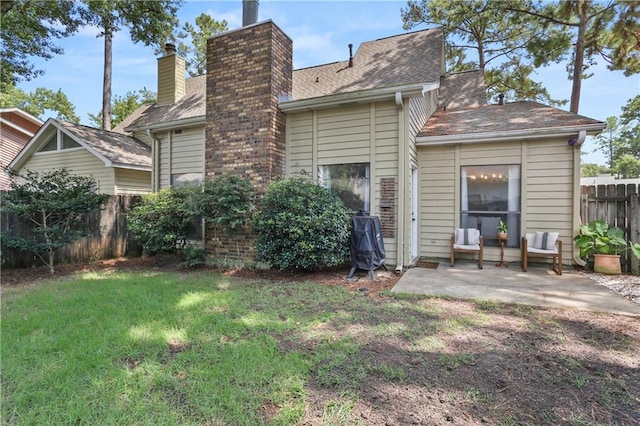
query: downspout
146 129 158 192
572 130 587 266
395 91 405 272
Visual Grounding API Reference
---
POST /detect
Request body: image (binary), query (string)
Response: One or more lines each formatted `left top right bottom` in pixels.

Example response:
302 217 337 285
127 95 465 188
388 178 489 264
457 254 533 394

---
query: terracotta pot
593 254 621 275
498 232 508 240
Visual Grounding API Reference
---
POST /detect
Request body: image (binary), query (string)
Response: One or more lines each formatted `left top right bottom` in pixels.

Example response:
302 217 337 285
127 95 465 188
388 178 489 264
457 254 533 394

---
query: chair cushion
527 246 558 255
533 232 559 250
453 243 481 251
455 228 480 246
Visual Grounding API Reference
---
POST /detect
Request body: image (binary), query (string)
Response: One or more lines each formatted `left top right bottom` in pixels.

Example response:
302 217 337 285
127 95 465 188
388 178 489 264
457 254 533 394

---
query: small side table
496 235 509 268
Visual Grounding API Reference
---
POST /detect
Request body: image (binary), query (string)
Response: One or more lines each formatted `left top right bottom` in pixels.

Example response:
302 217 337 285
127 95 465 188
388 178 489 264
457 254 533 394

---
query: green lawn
2 270 639 425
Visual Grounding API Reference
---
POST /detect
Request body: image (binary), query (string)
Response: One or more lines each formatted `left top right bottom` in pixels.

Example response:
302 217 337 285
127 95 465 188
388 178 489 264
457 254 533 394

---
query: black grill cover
349 216 386 276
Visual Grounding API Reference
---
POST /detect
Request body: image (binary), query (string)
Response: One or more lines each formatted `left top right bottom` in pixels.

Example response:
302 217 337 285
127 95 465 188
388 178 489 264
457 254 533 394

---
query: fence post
629 188 639 276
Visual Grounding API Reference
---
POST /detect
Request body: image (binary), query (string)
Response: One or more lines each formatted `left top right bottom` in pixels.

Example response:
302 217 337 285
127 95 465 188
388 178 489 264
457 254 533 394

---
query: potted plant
497 220 508 239
573 220 640 274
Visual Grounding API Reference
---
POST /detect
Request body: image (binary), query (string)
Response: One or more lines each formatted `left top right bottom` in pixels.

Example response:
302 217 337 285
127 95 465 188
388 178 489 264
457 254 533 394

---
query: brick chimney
205 21 293 259
157 43 186 105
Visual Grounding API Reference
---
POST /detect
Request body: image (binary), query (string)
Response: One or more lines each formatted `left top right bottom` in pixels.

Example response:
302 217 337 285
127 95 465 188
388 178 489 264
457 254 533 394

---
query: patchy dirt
2 256 640 424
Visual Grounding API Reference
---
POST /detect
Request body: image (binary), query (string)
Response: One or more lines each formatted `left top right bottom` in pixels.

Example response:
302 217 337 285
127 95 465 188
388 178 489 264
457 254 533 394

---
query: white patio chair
521 232 562 275
451 228 484 269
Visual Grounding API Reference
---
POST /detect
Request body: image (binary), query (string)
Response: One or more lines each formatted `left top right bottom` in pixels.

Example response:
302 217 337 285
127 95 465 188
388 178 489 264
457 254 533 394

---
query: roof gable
10 119 151 171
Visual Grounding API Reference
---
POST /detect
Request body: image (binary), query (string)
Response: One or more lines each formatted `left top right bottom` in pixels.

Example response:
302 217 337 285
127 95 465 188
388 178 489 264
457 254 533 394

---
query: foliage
127 187 196 255
592 116 621 169
0 1 81 89
580 163 607 177
88 88 156 128
77 0 182 130
511 0 640 113
401 0 566 105
169 13 228 77
252 177 351 271
498 220 508 233
191 173 255 234
617 95 640 161
181 243 207 267
574 220 640 259
0 169 107 273
611 154 640 179
0 84 79 123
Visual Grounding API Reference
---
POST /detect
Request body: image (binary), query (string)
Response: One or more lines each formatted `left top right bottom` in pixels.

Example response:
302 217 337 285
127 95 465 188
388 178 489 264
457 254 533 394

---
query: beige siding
524 138 575 263
171 127 204 175
114 168 152 194
418 137 577 265
18 148 115 193
286 112 313 175
154 126 205 189
285 101 400 264
418 146 455 257
408 91 437 163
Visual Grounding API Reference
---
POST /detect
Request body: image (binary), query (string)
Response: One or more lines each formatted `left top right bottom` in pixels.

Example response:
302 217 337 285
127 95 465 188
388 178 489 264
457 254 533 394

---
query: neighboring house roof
10 119 151 171
438 70 487 110
291 28 444 101
1 108 43 189
418 101 606 144
122 75 206 132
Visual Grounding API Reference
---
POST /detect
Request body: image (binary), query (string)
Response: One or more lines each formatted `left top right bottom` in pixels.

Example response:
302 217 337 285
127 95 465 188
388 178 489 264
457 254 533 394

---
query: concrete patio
392 261 640 316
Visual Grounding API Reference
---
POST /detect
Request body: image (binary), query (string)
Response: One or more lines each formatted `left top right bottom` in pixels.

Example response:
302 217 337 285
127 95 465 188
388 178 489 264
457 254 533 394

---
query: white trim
280 82 439 113
0 118 37 137
128 116 204 132
416 123 606 146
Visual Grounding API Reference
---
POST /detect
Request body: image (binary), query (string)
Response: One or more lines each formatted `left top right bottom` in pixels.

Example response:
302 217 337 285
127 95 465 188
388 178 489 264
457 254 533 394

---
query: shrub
127 187 197 255
192 173 255 233
1 169 108 274
252 177 351 271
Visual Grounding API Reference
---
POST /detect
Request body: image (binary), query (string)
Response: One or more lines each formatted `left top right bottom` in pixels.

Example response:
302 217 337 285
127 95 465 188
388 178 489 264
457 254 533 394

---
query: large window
461 165 520 247
319 163 370 213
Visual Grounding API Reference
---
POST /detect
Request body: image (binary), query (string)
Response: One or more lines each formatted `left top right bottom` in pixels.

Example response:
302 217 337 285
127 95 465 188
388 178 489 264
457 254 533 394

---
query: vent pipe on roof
165 43 176 55
498 93 505 105
243 0 259 26
348 43 354 68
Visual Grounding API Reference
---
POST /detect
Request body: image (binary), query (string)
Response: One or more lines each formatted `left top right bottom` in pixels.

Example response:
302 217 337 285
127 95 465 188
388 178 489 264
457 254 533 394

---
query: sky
17 0 640 166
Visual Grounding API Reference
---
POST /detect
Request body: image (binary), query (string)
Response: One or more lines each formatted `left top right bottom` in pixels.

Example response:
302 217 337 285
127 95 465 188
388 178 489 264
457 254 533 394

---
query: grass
2 269 639 425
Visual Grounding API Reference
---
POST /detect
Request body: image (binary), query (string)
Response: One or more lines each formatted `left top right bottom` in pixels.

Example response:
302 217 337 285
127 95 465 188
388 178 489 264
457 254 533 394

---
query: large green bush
128 187 197 255
252 177 351 271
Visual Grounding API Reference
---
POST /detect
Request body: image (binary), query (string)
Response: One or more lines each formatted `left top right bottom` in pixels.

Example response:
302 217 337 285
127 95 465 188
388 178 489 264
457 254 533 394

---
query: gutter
416 123 606 146
126 115 204 133
280 82 439 113
0 118 37 137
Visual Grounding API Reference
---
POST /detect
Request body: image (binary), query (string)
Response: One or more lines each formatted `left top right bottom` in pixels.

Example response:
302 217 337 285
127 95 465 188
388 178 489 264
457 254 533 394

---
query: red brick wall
204 21 293 260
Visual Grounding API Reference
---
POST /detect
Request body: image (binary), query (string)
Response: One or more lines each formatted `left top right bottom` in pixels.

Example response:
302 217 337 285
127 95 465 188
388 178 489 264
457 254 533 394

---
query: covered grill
347 215 386 280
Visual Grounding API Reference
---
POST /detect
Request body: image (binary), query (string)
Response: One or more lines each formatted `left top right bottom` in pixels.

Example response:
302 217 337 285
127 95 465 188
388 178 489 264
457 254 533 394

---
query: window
37 131 80 152
461 165 520 247
171 173 202 187
319 163 370 213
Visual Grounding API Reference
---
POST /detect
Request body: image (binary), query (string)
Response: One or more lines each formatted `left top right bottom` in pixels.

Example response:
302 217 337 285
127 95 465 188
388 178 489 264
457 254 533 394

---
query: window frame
318 163 371 213
460 164 521 248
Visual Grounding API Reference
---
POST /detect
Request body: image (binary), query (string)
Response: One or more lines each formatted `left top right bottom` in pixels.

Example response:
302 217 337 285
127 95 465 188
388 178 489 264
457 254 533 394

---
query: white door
411 165 419 262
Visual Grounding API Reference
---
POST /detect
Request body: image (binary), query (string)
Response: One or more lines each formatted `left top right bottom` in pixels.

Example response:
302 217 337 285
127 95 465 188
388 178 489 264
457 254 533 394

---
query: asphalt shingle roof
438 70 487 110
292 28 444 100
122 75 206 131
419 101 605 137
55 120 151 168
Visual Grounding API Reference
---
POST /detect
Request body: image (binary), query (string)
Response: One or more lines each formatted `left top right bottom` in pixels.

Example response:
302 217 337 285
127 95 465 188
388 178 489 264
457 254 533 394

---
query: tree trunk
102 28 113 131
570 4 588 114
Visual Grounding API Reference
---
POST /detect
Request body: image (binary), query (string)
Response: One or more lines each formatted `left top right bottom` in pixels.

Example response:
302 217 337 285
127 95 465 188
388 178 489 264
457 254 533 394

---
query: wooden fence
1 194 142 269
580 184 639 274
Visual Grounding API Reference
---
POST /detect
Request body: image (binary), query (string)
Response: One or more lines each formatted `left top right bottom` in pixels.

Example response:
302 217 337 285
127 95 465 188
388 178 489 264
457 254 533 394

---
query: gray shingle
292 28 444 100
419 101 604 137
56 120 151 168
